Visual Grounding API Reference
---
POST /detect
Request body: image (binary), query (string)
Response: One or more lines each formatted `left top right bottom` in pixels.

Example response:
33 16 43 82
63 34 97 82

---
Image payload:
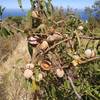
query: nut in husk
84 49 96 58
47 33 62 42
56 68 65 78
72 60 79 66
85 49 92 58
23 69 33 79
26 63 34 69
32 11 39 18
40 60 52 71
28 35 41 47
77 25 83 30
39 41 49 50
73 55 82 63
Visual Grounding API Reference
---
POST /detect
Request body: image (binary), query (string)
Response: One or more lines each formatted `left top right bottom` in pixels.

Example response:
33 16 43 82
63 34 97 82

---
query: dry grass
0 32 32 100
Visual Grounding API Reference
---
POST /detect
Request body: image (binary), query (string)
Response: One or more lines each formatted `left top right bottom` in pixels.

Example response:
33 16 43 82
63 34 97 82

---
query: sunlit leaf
32 80 39 92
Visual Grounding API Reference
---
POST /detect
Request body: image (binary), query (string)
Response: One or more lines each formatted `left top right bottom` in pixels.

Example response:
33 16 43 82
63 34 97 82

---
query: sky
0 0 95 9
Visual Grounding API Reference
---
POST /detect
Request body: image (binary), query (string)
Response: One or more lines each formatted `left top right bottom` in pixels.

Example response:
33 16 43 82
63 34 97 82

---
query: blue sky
0 0 95 9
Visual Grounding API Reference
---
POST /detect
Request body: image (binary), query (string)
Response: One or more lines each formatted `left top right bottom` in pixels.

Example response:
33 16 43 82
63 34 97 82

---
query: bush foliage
0 0 100 100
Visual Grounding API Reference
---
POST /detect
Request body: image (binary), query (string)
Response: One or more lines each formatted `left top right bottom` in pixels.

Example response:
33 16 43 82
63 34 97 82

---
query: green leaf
0 27 14 38
28 43 33 58
51 84 56 99
30 0 35 7
64 80 70 89
18 0 22 8
2 7 5 13
75 31 81 48
32 80 39 92
0 27 11 38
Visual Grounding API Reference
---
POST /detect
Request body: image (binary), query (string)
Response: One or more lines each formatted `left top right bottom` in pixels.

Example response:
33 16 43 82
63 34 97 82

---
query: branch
67 75 82 100
80 35 100 40
80 56 100 64
44 38 72 54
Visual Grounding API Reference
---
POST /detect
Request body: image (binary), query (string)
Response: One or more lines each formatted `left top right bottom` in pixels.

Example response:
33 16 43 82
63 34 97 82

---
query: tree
18 0 53 28
92 0 100 19
85 7 93 18
0 6 5 21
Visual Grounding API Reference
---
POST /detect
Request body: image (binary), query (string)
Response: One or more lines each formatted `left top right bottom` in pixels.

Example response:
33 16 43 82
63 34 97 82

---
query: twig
0 53 10 63
44 38 72 54
67 75 82 100
10 25 24 33
80 56 100 64
80 35 100 40
62 56 100 69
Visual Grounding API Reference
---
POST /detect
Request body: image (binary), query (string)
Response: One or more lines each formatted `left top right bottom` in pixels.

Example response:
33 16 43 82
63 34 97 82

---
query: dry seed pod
28 36 35 41
77 26 83 30
41 60 52 71
53 33 62 40
72 60 78 66
73 55 82 63
39 41 49 50
32 11 38 18
23 69 33 79
73 55 80 60
47 33 62 42
56 68 64 78
25 63 34 69
28 36 40 46
47 35 55 42
85 49 92 58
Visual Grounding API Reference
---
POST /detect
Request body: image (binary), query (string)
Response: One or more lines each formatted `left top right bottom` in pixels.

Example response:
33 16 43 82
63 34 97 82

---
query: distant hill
2 9 28 20
2 9 89 21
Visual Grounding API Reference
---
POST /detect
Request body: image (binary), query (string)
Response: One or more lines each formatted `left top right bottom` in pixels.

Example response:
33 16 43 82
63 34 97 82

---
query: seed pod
23 69 33 79
85 49 92 58
72 60 78 66
28 36 40 47
32 11 38 18
77 26 83 30
39 41 49 50
47 33 62 42
56 68 64 78
47 35 55 42
73 55 81 64
73 55 80 60
41 60 52 71
25 63 34 69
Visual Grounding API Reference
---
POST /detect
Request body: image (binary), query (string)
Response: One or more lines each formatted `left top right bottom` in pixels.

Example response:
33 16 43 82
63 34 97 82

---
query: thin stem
68 75 82 100
80 35 100 40
44 38 72 54
80 56 100 64
10 25 24 33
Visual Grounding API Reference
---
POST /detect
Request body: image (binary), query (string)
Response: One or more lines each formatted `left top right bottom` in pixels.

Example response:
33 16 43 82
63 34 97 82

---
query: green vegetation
0 5 5 21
